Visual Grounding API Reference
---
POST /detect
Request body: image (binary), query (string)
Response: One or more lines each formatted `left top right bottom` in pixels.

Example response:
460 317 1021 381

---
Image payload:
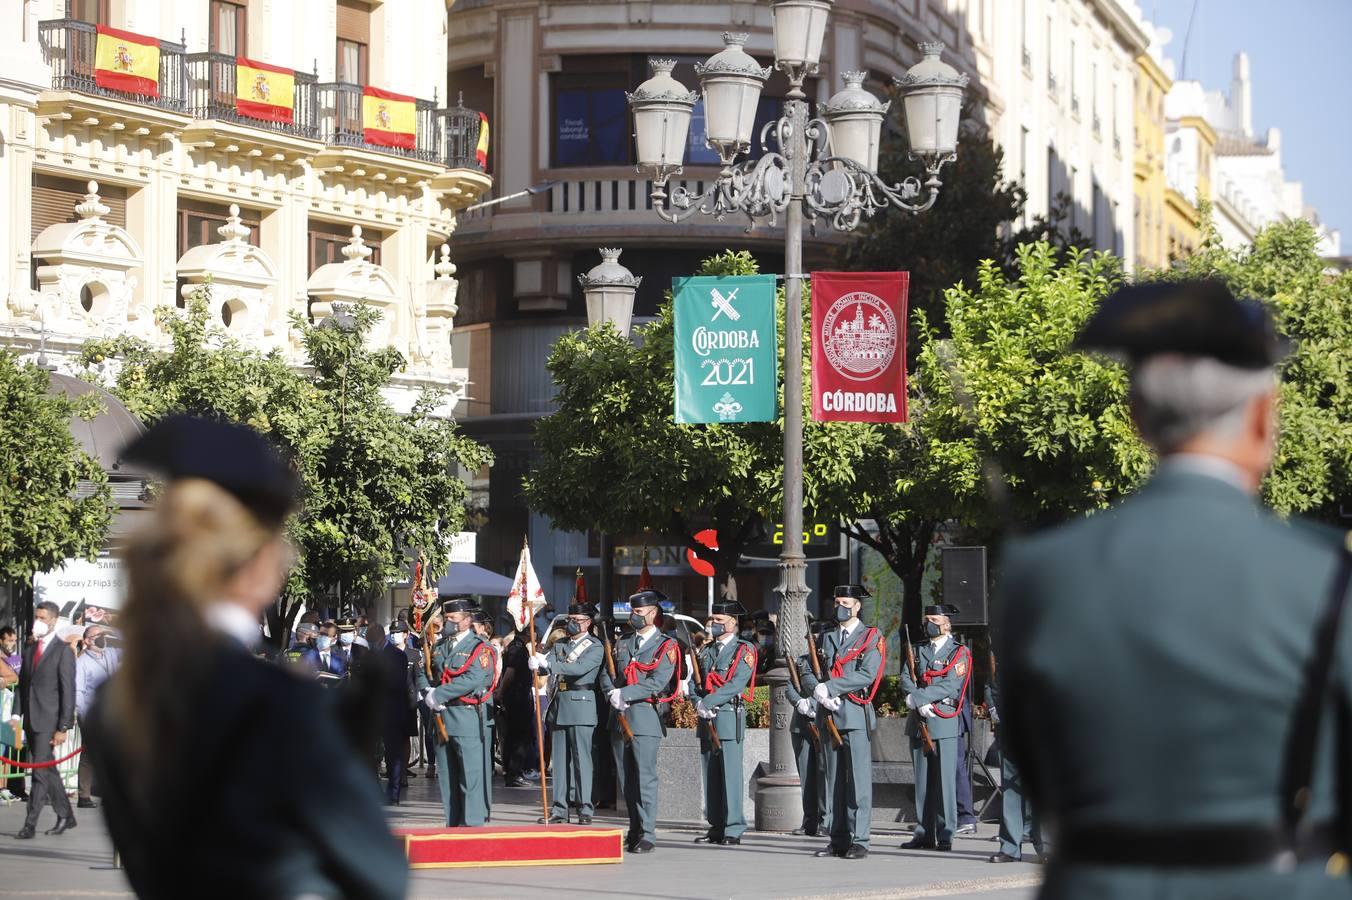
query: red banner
810 271 909 423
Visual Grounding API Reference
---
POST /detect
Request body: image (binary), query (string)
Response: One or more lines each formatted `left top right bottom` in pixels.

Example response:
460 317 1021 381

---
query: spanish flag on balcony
362 86 417 150
235 57 295 124
476 112 490 166
93 25 159 98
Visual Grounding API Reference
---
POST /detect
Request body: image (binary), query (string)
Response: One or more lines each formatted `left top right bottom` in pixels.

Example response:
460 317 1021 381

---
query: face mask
565 620 582 636
709 622 726 638
31 619 51 639
316 636 332 651
93 636 107 649
835 605 853 623
390 633 406 648
628 612 648 631
923 621 943 639
339 633 354 646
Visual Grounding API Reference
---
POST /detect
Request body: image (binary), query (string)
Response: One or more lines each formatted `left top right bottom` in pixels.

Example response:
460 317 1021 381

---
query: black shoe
791 827 818 836
988 852 1020 863
537 815 568 824
407 770 418 778
577 815 593 825
843 844 868 860
504 778 529 788
77 798 97 809
815 845 843 858
719 837 742 846
45 816 76 836
900 837 935 850
629 840 655 853
694 833 723 844
936 841 952 852
15 826 35 840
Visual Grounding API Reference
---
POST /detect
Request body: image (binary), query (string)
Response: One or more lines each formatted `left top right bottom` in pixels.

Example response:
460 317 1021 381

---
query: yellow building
1133 50 1170 270
1162 113 1216 261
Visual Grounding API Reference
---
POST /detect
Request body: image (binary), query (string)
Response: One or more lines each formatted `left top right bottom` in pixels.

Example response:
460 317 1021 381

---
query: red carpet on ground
395 824 625 869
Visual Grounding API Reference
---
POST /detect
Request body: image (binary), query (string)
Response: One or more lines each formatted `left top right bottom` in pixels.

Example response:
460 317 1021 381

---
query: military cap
628 589 667 609
387 620 409 634
441 595 480 615
471 609 492 625
119 414 300 527
834 584 871 601
1072 279 1288 369
336 617 357 632
710 599 747 618
568 601 599 617
923 603 960 618
295 622 319 636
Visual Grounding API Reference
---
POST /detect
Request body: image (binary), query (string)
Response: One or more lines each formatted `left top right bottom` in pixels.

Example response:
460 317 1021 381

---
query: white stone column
499 9 537 208
0 93 38 325
124 156 179 323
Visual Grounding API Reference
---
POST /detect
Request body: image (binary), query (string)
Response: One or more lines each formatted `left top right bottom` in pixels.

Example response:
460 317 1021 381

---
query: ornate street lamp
627 60 697 180
629 18 966 831
578 247 642 337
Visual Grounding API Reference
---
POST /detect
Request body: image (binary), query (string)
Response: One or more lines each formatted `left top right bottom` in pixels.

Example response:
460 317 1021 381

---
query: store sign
673 274 778 424
33 556 128 613
449 531 477 564
811 271 909 423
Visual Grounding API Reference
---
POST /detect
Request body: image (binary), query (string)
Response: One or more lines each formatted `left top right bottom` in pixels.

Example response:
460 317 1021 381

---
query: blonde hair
109 478 279 797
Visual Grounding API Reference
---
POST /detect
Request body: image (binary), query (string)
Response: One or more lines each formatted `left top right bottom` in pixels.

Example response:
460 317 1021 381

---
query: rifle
803 616 844 749
986 647 998 735
599 621 635 745
422 618 449 745
785 652 822 752
903 624 936 756
680 624 722 752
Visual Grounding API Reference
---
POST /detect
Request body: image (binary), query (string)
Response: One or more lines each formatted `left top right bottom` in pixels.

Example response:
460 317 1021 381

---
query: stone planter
643 727 771 826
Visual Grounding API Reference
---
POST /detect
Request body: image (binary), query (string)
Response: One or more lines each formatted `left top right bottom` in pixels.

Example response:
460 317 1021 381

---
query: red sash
830 626 887 706
703 641 758 702
439 639 492 705
919 644 970 719
624 637 683 703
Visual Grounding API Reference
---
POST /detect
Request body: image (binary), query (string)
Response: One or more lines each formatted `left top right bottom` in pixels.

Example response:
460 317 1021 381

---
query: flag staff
515 537 551 823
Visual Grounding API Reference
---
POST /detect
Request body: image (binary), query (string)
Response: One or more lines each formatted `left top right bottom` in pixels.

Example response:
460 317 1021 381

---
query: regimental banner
363 86 417 149
811 271 909 423
673 275 778 424
475 112 490 166
235 57 295 124
94 25 160 98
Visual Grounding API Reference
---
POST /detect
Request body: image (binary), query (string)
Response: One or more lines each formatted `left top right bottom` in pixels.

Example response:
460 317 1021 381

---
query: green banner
673 274 778 424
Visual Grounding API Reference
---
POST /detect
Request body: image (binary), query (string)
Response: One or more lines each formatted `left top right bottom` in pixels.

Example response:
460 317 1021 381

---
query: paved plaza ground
0 768 1042 899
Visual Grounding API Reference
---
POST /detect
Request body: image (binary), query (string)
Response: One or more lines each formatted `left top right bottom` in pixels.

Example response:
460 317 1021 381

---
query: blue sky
1144 0 1350 246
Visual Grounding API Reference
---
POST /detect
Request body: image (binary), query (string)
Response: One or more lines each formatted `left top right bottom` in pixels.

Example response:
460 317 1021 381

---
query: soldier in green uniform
805 584 886 859
599 589 679 853
983 674 1043 863
785 639 830 837
997 280 1352 898
415 596 493 827
691 599 758 845
472 610 500 822
900 603 971 852
530 584 604 824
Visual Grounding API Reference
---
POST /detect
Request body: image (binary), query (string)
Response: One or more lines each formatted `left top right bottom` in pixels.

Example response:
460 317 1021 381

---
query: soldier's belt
556 680 592 692
1058 820 1342 868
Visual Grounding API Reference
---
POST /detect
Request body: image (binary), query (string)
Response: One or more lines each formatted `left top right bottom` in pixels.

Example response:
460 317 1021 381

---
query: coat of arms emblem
820 291 898 381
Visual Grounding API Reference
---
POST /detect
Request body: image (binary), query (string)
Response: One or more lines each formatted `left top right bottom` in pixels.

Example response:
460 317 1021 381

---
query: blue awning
436 563 515 597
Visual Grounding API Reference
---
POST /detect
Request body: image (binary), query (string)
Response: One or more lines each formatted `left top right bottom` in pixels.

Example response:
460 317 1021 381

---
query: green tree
1153 217 1352 523
80 293 491 644
0 352 112 585
525 250 880 582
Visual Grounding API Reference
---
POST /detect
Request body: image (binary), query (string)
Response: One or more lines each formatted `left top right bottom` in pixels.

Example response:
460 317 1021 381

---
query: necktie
34 638 44 668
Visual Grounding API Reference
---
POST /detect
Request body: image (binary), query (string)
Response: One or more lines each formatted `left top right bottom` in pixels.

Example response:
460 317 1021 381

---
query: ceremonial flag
506 541 548 631
94 25 159 98
363 86 417 150
475 112 490 166
235 57 295 124
673 274 778 424
637 548 653 591
811 271 909 423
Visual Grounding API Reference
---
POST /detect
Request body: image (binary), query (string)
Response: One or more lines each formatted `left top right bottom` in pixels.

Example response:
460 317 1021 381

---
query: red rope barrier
0 747 82 769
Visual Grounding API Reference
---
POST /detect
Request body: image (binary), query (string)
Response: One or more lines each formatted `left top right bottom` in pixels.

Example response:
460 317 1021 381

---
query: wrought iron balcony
315 81 438 161
37 18 187 112
184 52 318 139
436 94 488 172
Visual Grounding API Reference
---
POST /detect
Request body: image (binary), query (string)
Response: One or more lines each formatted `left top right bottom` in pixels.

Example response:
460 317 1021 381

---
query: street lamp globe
770 0 833 82
821 71 889 174
578 248 642 338
627 59 697 176
695 33 772 163
894 42 968 167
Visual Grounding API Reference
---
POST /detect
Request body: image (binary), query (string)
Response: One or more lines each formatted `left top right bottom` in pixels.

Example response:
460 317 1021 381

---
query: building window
69 0 109 23
336 0 371 84
209 0 246 56
309 220 382 274
553 75 632 167
176 199 261 308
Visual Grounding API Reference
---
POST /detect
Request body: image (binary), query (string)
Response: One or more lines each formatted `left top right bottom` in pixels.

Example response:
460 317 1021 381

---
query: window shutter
336 0 371 43
31 175 127 243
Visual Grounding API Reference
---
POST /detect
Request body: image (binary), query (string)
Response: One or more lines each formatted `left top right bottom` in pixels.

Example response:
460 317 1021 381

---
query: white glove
423 691 443 711
608 688 628 711
989 706 1001 726
695 699 708 717
527 653 548 671
813 683 831 703
795 698 814 717
821 696 843 712
919 703 936 719
905 693 917 710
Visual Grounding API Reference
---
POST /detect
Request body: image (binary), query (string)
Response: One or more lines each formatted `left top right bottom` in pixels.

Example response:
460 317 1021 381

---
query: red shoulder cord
830 627 888 706
703 642 758 702
624 637 684 703
439 641 493 705
919 644 970 719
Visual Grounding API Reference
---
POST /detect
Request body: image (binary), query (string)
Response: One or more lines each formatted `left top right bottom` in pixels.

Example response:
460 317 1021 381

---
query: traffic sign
687 529 717 577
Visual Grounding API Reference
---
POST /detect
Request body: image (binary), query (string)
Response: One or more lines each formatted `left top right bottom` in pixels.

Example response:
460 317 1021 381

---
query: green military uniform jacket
415 630 493 735
900 636 971 740
785 653 817 735
996 466 1352 898
599 628 679 736
546 634 604 727
810 623 885 733
693 637 757 740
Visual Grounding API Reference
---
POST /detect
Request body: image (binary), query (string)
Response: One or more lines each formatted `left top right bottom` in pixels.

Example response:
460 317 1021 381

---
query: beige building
0 0 491 411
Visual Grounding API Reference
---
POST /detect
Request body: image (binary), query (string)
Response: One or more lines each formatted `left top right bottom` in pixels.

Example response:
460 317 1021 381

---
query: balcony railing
315 82 438 162
436 94 488 172
38 18 187 112
184 52 318 139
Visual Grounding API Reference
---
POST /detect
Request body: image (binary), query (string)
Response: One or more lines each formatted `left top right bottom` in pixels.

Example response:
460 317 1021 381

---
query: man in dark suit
380 621 418 804
11 600 77 838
